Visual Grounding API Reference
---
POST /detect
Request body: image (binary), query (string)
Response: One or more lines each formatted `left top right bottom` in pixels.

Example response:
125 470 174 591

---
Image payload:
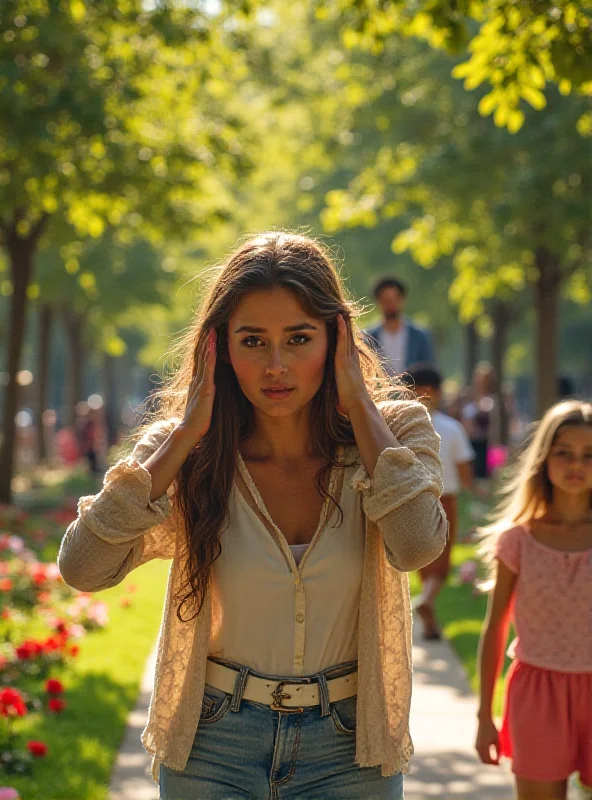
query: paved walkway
109 632 512 799
404 625 513 799
109 646 159 800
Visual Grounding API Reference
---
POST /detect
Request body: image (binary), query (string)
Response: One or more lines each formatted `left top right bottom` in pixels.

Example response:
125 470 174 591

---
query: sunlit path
406 623 514 799
109 646 158 800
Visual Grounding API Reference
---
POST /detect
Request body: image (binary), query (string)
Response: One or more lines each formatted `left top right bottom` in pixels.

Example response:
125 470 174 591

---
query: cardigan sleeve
349 400 447 572
57 419 180 592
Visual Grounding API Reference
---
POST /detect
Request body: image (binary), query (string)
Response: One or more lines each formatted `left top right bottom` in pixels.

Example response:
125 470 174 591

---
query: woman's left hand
334 314 371 416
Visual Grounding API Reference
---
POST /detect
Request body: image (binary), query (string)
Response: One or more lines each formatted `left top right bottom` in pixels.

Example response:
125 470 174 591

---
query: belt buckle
269 680 305 713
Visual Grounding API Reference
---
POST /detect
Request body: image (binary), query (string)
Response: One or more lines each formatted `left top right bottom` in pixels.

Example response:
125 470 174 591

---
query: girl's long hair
137 232 404 621
478 399 592 578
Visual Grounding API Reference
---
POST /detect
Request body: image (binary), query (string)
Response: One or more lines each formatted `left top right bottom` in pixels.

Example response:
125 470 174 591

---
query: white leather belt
205 659 358 712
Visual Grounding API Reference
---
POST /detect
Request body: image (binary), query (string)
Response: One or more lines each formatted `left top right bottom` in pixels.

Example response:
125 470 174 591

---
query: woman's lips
262 386 295 400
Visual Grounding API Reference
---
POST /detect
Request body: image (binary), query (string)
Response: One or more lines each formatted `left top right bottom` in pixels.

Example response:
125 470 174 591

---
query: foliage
320 34 592 407
0 0 251 244
316 0 592 133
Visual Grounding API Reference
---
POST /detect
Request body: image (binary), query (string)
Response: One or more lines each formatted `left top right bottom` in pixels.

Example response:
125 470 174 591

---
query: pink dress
494 523 592 783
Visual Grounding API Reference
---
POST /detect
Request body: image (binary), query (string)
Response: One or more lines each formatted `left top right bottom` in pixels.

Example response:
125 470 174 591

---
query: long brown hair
139 232 401 621
478 399 592 581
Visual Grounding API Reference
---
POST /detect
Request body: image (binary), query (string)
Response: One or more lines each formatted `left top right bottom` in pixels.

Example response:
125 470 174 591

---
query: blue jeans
160 658 404 799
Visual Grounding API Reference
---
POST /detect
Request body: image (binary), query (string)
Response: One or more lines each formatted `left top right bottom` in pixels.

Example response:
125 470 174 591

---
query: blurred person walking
407 364 478 640
476 400 592 800
461 362 502 479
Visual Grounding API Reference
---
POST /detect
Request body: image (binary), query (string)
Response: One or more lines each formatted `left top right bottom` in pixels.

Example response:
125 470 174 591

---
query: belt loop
317 674 331 717
230 666 250 713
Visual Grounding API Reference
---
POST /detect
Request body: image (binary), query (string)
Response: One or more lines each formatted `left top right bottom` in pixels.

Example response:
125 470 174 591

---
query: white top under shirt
381 324 408 372
430 410 475 495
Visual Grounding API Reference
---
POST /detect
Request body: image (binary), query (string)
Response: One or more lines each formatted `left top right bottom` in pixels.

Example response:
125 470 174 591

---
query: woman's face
546 425 592 496
227 287 329 418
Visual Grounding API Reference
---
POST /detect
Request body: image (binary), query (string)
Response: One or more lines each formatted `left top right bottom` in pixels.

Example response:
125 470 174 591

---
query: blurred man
365 276 434 374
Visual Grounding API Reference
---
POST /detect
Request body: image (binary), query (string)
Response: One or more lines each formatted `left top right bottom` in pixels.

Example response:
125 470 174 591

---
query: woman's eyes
241 335 312 348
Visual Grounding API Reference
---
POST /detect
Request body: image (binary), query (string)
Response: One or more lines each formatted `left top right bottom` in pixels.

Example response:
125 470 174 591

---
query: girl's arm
475 560 517 765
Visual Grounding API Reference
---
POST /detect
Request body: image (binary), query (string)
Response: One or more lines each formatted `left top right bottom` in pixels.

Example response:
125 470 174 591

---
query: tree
317 0 592 133
321 37 592 415
0 0 250 501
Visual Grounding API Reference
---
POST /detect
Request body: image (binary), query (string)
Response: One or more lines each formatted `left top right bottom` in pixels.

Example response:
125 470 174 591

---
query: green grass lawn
8 468 171 800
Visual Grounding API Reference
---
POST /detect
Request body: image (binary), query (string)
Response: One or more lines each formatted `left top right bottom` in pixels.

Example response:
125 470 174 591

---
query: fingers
336 313 353 356
202 330 217 392
476 740 500 766
190 330 216 392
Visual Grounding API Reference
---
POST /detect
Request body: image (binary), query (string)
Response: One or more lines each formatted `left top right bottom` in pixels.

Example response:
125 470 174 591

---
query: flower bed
0 500 137 796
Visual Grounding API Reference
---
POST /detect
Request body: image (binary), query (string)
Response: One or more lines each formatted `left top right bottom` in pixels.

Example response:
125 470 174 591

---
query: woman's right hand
475 717 500 765
178 330 217 445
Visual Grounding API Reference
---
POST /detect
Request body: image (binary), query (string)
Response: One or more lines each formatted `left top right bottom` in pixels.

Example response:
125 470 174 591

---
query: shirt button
296 613 305 624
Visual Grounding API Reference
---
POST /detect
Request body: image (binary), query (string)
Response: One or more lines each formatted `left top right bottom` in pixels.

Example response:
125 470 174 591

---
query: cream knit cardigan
58 399 446 783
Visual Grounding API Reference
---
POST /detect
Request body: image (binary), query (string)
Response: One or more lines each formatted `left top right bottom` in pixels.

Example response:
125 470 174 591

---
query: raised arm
58 420 181 592
59 328 218 592
348 399 447 572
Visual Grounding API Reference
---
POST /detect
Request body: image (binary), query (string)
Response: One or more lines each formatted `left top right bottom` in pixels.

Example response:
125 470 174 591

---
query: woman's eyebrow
233 323 318 334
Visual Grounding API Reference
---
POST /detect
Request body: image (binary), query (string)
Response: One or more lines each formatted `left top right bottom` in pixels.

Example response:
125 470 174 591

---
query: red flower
42 636 65 653
69 645 80 658
54 620 68 635
27 740 48 757
15 640 44 660
45 679 64 695
0 579 13 592
48 698 66 713
0 688 27 717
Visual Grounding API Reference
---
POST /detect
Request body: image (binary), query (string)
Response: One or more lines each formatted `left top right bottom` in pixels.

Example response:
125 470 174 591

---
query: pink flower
87 602 109 627
458 560 478 585
0 788 21 799
46 564 61 581
7 537 24 554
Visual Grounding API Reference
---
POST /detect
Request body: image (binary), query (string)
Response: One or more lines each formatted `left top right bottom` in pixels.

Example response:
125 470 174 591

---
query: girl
58 233 447 799
476 400 592 800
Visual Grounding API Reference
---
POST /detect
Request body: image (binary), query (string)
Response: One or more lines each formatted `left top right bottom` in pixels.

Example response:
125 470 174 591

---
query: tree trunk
0 241 35 502
62 308 85 427
533 247 561 417
103 353 119 447
36 304 52 462
464 320 479 386
491 300 510 446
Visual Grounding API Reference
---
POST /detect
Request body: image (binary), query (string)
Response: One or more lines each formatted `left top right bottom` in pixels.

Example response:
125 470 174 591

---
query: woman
58 232 447 798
